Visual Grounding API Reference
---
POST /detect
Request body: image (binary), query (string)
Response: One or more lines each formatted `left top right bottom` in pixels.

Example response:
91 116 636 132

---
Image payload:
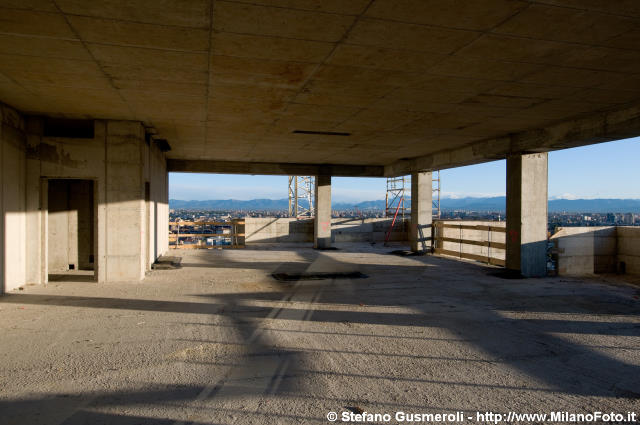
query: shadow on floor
2 248 639 424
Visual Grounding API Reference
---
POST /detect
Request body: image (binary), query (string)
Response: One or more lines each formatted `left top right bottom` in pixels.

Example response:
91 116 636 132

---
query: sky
169 136 640 202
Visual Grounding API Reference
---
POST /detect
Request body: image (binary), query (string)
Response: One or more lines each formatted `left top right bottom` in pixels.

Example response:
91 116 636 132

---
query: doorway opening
47 179 96 282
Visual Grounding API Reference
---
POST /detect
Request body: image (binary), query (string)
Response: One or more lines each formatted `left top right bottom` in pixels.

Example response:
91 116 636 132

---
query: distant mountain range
438 197 640 212
170 197 640 213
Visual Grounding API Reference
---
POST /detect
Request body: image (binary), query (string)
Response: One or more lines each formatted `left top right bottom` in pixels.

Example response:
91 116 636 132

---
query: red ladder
384 197 403 246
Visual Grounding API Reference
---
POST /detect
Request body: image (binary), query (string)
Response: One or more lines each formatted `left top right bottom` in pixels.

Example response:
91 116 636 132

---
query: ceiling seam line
268 0 376 133
415 4 533 78
215 0 366 17
203 0 215 157
49 0 134 118
525 0 640 19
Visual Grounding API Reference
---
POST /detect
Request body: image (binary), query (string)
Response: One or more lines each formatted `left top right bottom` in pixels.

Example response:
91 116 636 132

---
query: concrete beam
384 103 640 176
314 175 331 249
168 159 384 177
410 172 432 253
506 153 548 277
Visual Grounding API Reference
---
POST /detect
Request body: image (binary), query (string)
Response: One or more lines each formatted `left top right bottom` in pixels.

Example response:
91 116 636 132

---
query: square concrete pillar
410 171 432 253
506 153 548 277
314 175 331 249
105 120 146 281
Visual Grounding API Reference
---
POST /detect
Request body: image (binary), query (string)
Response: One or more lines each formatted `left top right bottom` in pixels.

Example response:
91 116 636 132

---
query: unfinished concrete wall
25 118 110 283
244 217 408 244
0 109 169 290
551 227 620 275
23 117 168 284
616 226 640 275
1 104 27 293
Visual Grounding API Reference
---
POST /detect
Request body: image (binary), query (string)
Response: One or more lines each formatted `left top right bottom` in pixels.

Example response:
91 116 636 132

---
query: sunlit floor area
0 243 639 424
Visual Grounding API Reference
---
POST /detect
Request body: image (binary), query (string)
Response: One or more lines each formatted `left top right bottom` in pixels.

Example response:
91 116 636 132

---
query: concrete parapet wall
244 217 408 244
435 220 506 263
334 217 408 243
617 226 640 275
551 226 640 276
244 218 313 243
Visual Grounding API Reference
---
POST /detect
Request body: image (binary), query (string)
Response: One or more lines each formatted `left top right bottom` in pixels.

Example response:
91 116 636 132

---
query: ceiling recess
293 130 351 136
43 118 94 139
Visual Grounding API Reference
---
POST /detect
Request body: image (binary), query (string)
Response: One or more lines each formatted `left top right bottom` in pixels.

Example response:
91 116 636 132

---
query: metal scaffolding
385 172 441 219
385 176 409 219
288 176 315 218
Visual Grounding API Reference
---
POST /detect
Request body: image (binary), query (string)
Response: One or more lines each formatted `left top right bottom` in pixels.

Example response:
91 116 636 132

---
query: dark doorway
47 179 95 282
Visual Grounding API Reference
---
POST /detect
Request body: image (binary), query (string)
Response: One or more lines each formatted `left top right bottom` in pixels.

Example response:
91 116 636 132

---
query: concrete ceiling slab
0 34 89 60
494 3 637 44
345 18 478 54
365 0 529 31
212 1 355 42
327 44 447 72
531 1 640 18
67 15 211 51
55 0 211 28
219 0 372 15
1 0 640 173
0 7 75 38
211 32 333 62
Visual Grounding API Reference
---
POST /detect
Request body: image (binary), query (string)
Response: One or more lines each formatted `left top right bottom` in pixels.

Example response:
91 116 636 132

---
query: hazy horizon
170 137 640 203
169 194 640 202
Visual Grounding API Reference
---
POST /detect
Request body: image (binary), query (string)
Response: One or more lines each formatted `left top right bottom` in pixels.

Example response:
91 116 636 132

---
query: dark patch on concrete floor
388 250 426 257
271 271 367 281
152 256 182 270
489 269 525 279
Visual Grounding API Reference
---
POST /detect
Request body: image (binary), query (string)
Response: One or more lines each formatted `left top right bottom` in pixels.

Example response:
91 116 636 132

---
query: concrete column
410 172 433 252
1 104 26 292
25 118 43 285
0 107 4 293
314 174 331 249
39 178 48 285
506 153 548 277
105 121 146 281
147 141 169 264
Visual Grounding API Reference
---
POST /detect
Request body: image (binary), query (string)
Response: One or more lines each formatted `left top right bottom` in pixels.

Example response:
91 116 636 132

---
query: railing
169 219 245 249
432 220 506 266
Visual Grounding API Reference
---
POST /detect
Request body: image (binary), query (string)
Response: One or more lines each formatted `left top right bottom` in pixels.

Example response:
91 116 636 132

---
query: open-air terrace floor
0 243 639 425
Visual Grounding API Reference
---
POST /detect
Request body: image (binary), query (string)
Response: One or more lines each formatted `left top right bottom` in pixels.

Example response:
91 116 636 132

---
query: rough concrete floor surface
0 243 639 425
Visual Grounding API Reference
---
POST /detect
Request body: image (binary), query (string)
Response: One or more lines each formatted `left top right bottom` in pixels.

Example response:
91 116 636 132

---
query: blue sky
169 136 640 202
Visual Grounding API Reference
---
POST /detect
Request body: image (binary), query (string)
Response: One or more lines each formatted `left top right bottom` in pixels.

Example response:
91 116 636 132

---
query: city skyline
170 137 640 203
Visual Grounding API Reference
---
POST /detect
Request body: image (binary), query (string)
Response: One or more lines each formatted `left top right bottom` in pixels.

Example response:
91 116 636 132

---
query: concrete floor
0 243 639 424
